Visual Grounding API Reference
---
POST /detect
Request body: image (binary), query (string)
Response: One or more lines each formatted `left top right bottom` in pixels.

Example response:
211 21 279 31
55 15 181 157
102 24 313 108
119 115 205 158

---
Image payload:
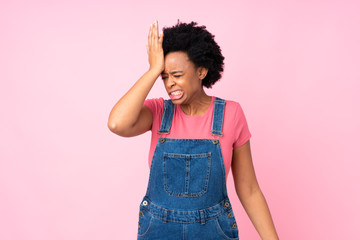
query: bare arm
108 20 164 137
231 140 279 240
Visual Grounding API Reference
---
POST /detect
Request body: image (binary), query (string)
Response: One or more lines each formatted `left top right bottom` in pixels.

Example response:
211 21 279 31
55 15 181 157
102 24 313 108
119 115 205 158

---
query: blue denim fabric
137 97 239 239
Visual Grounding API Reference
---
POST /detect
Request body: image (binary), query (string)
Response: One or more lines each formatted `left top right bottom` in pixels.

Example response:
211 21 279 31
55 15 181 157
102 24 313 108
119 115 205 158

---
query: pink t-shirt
144 95 252 181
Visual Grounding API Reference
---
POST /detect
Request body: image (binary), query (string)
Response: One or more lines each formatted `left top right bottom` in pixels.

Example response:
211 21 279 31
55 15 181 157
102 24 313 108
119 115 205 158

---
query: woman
108 20 279 240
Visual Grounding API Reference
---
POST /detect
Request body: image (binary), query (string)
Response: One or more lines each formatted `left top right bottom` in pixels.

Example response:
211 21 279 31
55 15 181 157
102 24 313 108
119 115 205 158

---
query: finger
155 20 159 39
149 23 153 47
155 21 162 49
159 31 164 45
152 20 157 44
146 44 149 54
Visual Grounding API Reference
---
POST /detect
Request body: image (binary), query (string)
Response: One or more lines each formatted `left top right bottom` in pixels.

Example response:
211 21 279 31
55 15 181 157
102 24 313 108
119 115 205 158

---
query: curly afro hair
162 20 225 89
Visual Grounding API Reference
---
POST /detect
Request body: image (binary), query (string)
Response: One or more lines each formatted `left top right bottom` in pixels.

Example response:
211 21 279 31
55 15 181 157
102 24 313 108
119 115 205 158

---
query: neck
180 89 212 116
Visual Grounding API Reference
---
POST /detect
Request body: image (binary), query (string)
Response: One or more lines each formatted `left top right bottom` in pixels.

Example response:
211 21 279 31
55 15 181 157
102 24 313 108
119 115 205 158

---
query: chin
170 99 182 104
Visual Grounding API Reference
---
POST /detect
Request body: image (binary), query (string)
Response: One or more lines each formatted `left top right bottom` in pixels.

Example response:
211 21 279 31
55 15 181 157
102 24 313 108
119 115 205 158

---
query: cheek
188 76 202 89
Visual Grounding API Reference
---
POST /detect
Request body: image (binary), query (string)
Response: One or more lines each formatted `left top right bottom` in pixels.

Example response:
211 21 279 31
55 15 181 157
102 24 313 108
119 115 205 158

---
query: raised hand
146 20 164 74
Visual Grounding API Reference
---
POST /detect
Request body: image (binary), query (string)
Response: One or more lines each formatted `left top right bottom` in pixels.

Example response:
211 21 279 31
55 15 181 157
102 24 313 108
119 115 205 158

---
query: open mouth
169 90 184 100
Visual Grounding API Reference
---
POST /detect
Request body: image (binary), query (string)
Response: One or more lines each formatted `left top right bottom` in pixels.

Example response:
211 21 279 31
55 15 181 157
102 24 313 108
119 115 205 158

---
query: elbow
108 121 125 135
107 121 116 131
236 183 261 201
107 113 126 133
107 121 134 137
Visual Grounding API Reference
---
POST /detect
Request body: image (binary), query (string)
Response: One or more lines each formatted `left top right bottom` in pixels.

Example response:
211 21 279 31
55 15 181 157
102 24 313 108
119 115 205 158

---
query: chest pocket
163 152 212 197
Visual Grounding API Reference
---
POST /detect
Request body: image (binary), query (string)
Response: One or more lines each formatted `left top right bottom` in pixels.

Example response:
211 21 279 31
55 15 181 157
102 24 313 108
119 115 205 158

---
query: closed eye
161 75 181 80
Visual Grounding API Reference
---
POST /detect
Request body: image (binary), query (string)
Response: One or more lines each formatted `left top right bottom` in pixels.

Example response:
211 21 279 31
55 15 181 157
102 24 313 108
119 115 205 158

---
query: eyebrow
161 71 184 75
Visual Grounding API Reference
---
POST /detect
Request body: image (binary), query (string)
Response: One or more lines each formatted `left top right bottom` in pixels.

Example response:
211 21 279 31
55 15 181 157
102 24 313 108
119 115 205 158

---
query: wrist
148 68 163 76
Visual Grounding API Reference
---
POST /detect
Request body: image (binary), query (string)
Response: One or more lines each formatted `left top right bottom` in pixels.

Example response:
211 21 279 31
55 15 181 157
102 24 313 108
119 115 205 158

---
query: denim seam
216 142 228 196
214 216 239 240
163 152 211 158
141 207 231 224
211 97 225 136
159 139 218 142
158 129 170 133
184 156 190 194
143 198 228 212
158 99 174 133
163 153 212 197
145 150 157 196
137 215 154 238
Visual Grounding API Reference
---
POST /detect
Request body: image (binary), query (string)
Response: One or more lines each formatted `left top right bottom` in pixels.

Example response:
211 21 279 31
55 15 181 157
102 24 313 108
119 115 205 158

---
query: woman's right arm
107 20 164 137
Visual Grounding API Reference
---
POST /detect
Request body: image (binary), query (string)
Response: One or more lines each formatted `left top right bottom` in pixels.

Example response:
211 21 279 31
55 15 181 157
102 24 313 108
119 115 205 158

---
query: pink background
1 0 359 239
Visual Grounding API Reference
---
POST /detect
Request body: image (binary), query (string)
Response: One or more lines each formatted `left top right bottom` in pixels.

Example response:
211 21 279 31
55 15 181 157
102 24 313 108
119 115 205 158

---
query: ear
197 66 208 80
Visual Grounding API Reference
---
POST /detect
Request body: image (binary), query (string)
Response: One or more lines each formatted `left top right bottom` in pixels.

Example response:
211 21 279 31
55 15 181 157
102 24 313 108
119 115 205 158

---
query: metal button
227 212 232 218
139 211 144 217
142 200 148 206
224 202 229 207
160 138 165 143
138 223 140 228
232 223 237 229
212 139 219 144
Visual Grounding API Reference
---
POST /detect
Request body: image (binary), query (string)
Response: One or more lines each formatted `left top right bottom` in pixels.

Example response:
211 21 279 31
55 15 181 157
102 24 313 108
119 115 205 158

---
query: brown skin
108 20 279 240
232 141 280 240
161 51 211 116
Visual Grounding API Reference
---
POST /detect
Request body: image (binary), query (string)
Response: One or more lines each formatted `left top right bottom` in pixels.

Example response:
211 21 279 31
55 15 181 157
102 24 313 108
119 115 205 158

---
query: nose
166 76 176 88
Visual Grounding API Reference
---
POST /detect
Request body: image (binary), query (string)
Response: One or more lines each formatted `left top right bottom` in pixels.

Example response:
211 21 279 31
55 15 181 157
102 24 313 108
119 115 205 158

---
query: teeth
171 90 182 95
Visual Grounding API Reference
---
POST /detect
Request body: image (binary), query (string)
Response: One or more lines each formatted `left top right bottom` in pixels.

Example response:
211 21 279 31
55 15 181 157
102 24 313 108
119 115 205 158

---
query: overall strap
211 97 226 136
158 97 225 136
158 99 175 134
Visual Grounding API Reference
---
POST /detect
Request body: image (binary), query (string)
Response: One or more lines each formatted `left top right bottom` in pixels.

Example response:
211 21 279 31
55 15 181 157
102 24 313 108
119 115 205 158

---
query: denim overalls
137 97 239 240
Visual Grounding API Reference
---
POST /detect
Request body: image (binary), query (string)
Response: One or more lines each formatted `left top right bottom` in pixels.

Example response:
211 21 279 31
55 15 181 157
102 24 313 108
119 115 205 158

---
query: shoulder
220 97 249 123
217 97 243 113
144 97 165 111
144 97 164 105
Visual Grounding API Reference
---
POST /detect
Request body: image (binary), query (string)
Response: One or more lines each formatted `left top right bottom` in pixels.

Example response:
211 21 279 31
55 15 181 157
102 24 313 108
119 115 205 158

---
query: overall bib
137 97 239 240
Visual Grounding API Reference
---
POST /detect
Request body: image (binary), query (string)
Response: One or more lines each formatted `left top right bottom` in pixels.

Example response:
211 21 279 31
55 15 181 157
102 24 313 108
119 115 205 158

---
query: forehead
163 51 194 72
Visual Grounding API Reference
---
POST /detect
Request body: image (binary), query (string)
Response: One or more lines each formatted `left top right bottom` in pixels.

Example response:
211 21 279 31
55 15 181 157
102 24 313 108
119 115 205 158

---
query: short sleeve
143 97 164 130
233 103 252 148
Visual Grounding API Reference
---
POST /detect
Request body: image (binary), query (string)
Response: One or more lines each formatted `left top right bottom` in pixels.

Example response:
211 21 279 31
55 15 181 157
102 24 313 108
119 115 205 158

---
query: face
161 51 207 104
